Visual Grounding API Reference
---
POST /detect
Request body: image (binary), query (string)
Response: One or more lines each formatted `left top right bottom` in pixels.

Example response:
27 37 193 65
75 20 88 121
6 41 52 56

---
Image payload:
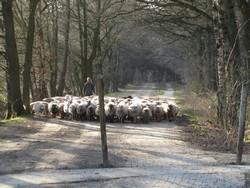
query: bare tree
76 0 87 93
49 0 58 97
57 0 71 96
211 0 228 129
22 0 40 112
2 0 25 118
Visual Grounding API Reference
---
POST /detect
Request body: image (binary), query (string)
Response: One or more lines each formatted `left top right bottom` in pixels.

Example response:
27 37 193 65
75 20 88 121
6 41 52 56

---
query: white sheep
167 104 179 121
30 101 48 115
153 104 164 122
105 102 117 122
116 101 129 123
86 102 97 121
128 100 142 123
141 105 152 124
76 101 88 120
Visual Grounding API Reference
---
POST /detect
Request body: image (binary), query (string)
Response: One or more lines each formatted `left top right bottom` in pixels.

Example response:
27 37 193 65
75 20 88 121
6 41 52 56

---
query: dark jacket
83 82 95 96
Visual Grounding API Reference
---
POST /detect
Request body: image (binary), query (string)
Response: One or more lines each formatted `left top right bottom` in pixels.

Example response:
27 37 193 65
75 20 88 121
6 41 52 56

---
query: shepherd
83 77 95 96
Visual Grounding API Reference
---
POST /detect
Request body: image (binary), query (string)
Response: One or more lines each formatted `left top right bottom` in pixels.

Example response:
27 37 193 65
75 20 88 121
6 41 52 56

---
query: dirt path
0 83 249 187
113 83 160 97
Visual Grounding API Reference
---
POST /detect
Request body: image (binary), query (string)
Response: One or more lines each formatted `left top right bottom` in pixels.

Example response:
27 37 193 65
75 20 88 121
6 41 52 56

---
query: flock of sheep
30 95 179 124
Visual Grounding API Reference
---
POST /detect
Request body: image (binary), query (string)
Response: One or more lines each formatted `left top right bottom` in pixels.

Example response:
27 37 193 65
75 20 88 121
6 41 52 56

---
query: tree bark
2 0 25 117
212 0 228 129
77 0 87 93
206 27 217 91
97 70 109 167
87 0 101 79
236 84 248 164
83 0 88 78
49 0 58 97
36 2 48 100
22 0 40 112
57 0 70 96
96 0 109 167
5 75 12 119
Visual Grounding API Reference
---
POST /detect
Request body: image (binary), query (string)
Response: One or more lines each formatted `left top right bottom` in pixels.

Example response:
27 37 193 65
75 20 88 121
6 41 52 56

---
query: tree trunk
5 76 12 119
97 70 109 167
22 0 40 112
77 0 87 93
96 0 109 167
87 0 101 79
57 0 70 96
212 0 228 129
206 27 217 91
36 2 48 100
83 0 89 78
2 0 25 117
236 84 248 164
49 0 58 97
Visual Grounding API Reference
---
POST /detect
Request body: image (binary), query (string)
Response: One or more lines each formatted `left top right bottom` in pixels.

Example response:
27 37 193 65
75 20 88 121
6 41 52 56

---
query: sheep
58 102 65 119
108 97 117 103
31 94 179 124
64 95 73 102
128 101 142 123
167 104 179 121
86 102 97 121
95 105 100 120
48 102 59 118
76 101 88 120
161 102 169 120
105 102 117 122
141 106 152 124
52 96 65 103
68 102 78 120
153 104 164 122
63 101 70 114
116 101 129 123
90 96 99 104
63 101 73 119
72 96 81 101
30 101 48 115
43 98 54 103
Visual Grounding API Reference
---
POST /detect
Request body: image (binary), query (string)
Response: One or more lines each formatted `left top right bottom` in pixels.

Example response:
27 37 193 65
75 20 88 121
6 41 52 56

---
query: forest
0 0 249 167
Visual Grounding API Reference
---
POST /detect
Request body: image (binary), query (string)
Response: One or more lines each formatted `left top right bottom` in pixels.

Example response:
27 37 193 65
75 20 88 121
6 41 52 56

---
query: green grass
0 116 28 125
173 83 250 145
172 84 198 123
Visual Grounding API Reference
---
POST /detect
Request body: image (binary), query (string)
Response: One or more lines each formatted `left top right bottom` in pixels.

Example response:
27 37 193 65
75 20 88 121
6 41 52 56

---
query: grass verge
0 116 29 126
173 84 244 153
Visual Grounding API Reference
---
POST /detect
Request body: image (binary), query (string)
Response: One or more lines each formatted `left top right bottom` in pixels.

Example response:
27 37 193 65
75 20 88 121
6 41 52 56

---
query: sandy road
0 83 250 188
